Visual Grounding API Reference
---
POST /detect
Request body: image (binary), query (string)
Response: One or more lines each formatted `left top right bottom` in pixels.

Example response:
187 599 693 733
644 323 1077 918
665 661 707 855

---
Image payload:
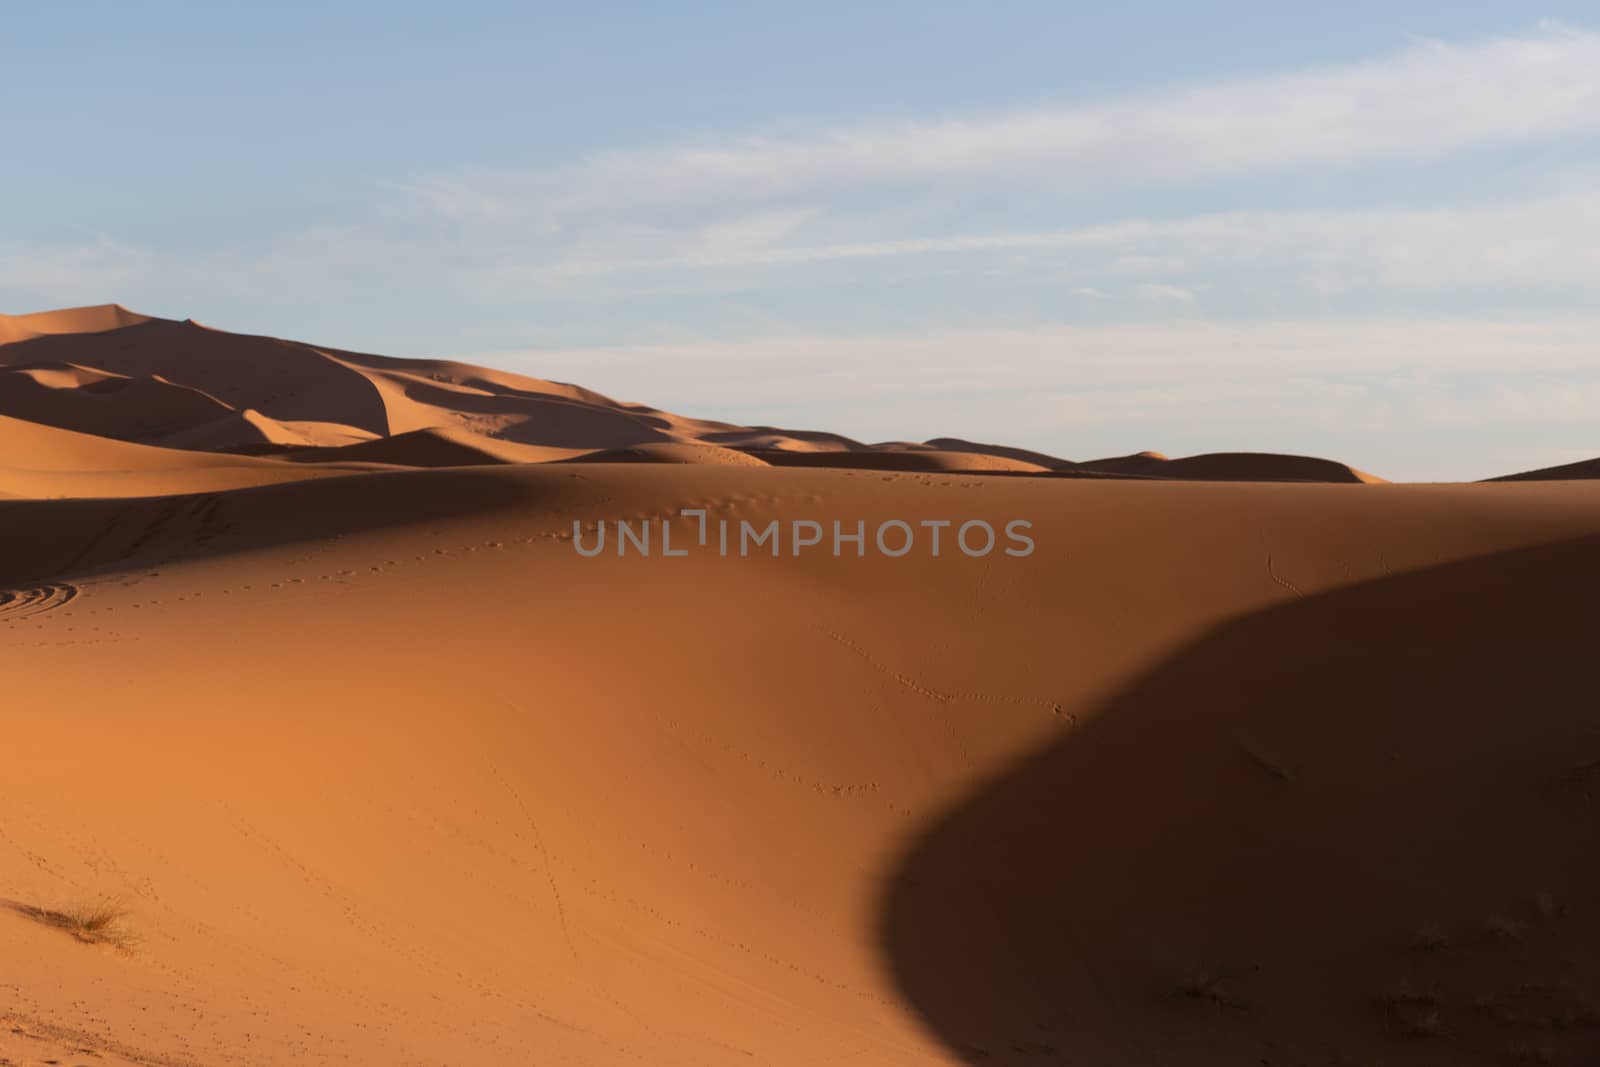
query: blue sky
5 3 1600 479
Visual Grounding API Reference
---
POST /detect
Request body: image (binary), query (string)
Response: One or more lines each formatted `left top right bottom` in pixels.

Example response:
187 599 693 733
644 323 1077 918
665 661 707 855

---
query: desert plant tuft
10 898 138 951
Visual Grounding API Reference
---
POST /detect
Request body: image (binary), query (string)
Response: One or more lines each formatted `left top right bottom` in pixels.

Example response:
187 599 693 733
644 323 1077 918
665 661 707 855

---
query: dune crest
0 303 150 344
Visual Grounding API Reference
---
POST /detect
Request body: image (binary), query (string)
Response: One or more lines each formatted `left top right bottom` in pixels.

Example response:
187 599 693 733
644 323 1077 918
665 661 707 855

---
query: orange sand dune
3 305 1598 1066
561 441 774 466
4 465 1600 1066
247 425 586 467
0 360 245 444
161 409 382 452
753 447 1051 473
923 436 1078 470
0 308 752 458
0 411 370 498
0 303 150 344
1 306 1386 482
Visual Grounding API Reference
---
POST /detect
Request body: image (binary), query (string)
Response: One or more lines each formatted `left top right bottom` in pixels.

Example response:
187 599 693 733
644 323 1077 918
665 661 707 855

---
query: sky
5 2 1600 480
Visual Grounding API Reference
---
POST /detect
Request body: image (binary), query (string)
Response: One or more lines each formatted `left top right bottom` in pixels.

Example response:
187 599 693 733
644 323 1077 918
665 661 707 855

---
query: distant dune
1486 456 1600 481
1076 449 1385 483
0 305 1387 484
0 302 150 344
0 411 368 499
3 305 1599 1066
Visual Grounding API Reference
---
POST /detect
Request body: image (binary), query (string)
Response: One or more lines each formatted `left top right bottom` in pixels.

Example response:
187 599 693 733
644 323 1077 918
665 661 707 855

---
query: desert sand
3 306 1598 1066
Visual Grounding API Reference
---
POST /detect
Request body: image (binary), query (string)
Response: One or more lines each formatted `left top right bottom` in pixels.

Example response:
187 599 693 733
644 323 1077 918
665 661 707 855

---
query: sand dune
249 425 586 467
0 303 150 344
752 447 1052 473
1077 449 1386 483
5 466 1600 1066
923 436 1079 470
0 360 243 444
0 308 747 460
3 305 1597 1066
1488 456 1600 481
560 441 774 466
0 305 1382 482
0 411 367 499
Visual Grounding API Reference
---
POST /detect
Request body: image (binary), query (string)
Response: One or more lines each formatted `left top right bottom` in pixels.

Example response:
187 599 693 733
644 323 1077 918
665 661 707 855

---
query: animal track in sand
0 583 79 622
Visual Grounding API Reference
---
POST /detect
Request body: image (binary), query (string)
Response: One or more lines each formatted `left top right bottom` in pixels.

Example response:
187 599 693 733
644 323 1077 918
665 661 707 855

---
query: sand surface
3 306 1598 1066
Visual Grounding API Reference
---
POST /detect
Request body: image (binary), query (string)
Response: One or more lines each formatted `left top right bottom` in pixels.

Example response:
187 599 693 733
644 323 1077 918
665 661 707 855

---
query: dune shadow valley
3 305 1600 1067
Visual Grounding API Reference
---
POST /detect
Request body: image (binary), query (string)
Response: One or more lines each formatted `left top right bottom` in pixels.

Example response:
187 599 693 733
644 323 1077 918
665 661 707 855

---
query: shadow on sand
881 536 1600 1065
0 466 551 588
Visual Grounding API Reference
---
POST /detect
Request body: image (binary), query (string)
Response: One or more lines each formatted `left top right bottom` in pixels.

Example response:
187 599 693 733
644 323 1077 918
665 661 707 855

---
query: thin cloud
518 24 1600 212
474 317 1600 408
502 184 1600 296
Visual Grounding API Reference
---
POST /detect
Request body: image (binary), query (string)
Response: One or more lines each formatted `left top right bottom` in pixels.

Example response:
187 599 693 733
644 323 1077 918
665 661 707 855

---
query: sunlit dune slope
0 303 150 344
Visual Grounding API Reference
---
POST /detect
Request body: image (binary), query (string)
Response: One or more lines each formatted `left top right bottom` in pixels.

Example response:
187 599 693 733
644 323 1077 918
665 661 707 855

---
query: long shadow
882 536 1600 1065
0 466 550 588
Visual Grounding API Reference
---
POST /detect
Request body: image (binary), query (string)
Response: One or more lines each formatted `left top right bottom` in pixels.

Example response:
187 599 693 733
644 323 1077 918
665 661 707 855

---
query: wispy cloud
478 183 1600 304
480 23 1600 215
13 24 1599 315
374 25 1600 305
0 238 152 294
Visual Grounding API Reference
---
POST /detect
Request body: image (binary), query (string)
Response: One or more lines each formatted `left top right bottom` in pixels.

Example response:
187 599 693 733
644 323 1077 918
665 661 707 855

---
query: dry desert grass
9 899 138 951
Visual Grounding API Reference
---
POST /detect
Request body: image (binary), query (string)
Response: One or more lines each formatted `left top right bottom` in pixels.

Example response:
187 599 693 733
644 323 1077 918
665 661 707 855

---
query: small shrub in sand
11 899 138 951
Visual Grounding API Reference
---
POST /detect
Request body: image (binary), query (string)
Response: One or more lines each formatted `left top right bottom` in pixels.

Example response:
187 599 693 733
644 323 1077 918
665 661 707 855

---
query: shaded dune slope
1078 449 1384 483
1487 457 1600 482
885 531 1600 1065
